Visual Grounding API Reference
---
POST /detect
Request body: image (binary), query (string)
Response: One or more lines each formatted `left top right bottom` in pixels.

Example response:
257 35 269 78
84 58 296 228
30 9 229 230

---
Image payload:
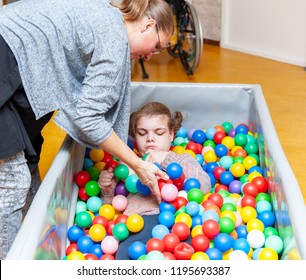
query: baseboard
204 39 220 46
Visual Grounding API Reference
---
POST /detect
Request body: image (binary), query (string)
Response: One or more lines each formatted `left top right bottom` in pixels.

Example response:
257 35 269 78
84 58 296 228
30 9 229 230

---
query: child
98 102 211 259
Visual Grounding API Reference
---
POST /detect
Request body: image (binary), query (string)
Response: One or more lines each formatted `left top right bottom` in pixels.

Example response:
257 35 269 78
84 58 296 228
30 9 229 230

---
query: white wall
221 0 306 66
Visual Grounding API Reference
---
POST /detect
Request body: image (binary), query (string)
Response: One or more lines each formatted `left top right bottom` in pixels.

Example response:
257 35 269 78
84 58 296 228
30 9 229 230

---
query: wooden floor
39 44 306 203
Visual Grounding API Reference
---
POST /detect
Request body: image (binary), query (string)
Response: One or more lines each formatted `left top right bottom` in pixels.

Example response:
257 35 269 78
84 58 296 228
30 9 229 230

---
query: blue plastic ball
166 162 183 180
184 178 201 191
186 201 200 217
236 225 248 239
192 129 206 144
191 215 203 228
205 127 217 140
158 210 175 228
128 241 147 260
214 233 234 252
86 196 103 213
258 210 276 227
176 127 188 138
202 209 219 223
205 162 219 174
195 154 204 166
215 144 228 158
67 225 84 242
83 157 94 170
235 124 249 135
219 171 234 186
77 235 94 253
233 238 251 254
88 243 104 259
207 173 216 187
206 248 223 260
136 179 152 196
159 201 176 213
249 166 263 174
151 224 170 239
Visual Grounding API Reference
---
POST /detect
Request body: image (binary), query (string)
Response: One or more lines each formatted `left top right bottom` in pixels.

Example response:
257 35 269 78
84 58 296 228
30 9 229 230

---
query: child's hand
144 150 168 164
98 168 117 201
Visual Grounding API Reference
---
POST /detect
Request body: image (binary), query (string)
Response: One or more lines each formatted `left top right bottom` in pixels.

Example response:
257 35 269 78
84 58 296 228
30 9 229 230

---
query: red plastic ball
78 187 90 201
171 222 190 241
240 194 257 208
191 234 210 252
92 215 108 228
208 193 224 208
186 140 199 154
213 166 226 180
213 131 226 144
172 173 185 191
174 196 188 209
65 243 78 256
158 178 174 191
252 177 268 193
202 219 220 239
100 254 115 260
201 199 215 208
146 238 165 253
243 182 259 197
115 214 129 224
173 242 195 260
74 171 91 188
85 253 98 260
106 221 116 236
163 252 176 260
162 233 180 253
214 184 229 193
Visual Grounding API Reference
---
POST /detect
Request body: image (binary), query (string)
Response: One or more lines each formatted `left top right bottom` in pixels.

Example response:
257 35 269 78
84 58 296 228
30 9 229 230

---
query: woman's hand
133 160 168 203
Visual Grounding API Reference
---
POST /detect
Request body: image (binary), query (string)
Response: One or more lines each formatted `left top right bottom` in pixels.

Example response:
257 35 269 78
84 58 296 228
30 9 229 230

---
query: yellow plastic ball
99 204 116 221
172 146 185 154
203 150 217 163
258 248 279 260
89 224 106 242
287 247 302 260
243 156 257 170
229 193 241 202
222 248 234 260
126 214 144 233
240 206 257 223
221 136 235 150
246 218 264 232
94 161 106 172
248 171 262 182
67 251 85 260
191 252 210 260
230 162 246 177
175 213 192 228
191 225 204 237
86 210 95 220
89 149 104 162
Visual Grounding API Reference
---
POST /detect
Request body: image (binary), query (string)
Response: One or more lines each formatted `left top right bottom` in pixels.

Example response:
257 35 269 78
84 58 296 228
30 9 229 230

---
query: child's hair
113 0 174 37
129 102 183 137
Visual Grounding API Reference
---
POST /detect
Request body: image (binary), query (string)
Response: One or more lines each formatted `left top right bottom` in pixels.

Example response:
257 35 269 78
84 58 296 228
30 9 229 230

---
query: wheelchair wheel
178 1 203 75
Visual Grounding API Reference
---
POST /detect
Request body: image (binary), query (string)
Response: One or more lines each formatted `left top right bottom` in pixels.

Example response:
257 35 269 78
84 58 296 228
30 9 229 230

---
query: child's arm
160 151 212 194
98 168 118 204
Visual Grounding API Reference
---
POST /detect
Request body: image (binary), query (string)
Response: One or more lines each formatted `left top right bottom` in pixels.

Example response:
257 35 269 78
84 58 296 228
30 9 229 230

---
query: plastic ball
158 210 175 228
202 219 220 239
187 188 204 204
99 204 116 221
86 196 103 213
219 217 235 234
128 241 147 260
166 162 183 180
203 150 217 163
162 233 181 253
247 229 265 249
92 215 108 227
176 127 188 138
86 167 100 181
146 250 165 260
173 242 194 260
111 195 128 212
230 163 245 178
115 182 129 196
240 206 257 223
214 144 228 158
151 224 170 239
159 201 176 213
214 233 233 252
229 250 249 260
205 248 223 260
258 247 278 260
235 124 248 135
112 222 130 241
114 164 129 180
83 157 94 170
146 237 165 253
101 235 119 255
243 156 257 170
100 254 115 260
88 224 106 242
67 251 85 260
234 133 247 147
264 235 283 254
219 171 234 186
161 184 178 202
171 222 190 241
75 171 91 188
191 234 210 252
126 214 144 233
77 235 94 253
228 180 242 194
221 136 235 150
75 211 92 228
65 243 78 256
233 238 251 254
89 149 104 162
84 181 100 197
67 225 84 242
201 209 220 223
186 201 200 217
241 194 257 208
191 251 210 260
75 200 87 214
183 178 201 192
175 213 192 228
136 180 152 196
252 177 268 193
125 174 139 193
192 129 206 144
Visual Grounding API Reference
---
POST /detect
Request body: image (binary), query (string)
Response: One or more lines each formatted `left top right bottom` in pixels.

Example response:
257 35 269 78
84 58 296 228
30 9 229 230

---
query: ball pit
63 121 289 261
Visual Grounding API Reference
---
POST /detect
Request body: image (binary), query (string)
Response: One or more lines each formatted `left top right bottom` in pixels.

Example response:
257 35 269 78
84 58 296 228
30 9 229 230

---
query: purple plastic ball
115 182 129 196
229 180 242 194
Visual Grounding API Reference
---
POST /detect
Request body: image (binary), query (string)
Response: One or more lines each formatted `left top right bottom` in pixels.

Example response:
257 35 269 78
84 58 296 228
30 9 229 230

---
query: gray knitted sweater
0 0 131 148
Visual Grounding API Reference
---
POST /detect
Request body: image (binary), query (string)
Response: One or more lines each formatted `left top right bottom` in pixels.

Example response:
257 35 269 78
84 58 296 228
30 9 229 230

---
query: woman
0 0 174 259
98 102 211 259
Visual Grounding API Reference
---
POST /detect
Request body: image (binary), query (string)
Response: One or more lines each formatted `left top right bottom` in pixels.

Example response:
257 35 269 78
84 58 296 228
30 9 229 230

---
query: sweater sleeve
160 151 211 194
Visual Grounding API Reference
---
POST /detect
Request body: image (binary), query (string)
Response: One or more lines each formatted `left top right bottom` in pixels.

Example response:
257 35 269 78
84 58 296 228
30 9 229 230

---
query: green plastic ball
221 122 233 134
112 223 130 241
125 174 139 193
75 211 92 228
85 181 100 196
86 166 100 181
244 142 258 155
114 164 129 180
219 217 235 234
203 140 216 148
187 188 204 204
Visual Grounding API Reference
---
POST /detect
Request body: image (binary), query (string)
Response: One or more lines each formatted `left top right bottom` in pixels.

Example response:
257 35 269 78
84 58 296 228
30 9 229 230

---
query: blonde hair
113 0 174 37
129 102 183 137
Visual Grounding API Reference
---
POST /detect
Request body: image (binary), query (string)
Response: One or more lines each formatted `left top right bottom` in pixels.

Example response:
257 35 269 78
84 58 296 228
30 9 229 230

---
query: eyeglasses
151 24 170 55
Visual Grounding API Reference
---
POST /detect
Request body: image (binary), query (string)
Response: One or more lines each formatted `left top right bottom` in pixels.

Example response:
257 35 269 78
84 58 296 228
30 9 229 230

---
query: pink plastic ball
101 235 119 255
112 195 128 212
161 184 178 202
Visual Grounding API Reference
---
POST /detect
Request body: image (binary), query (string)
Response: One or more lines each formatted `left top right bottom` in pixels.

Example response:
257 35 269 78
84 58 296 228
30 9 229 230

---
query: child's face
135 115 174 156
